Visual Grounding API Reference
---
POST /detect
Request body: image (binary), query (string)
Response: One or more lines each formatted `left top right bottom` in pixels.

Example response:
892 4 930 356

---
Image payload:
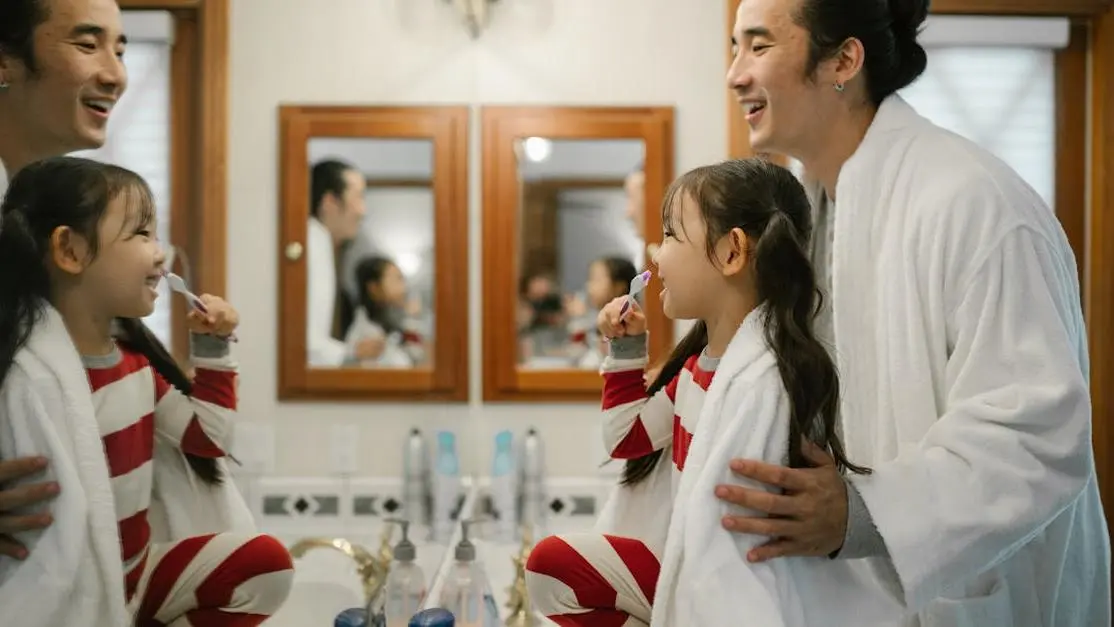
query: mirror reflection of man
307 159 369 367
624 161 645 235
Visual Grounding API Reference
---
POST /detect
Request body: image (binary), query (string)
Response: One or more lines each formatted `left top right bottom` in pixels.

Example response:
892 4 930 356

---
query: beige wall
226 0 727 478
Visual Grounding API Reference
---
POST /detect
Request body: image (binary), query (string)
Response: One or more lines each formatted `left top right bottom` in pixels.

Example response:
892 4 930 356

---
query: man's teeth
85 100 113 112
749 103 766 113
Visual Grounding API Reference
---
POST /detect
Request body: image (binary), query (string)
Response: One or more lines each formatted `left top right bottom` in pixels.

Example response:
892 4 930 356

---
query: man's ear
719 228 749 277
0 47 27 87
50 226 91 275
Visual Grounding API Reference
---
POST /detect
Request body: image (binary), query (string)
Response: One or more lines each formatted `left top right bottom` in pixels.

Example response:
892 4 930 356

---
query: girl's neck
702 287 757 359
51 290 116 357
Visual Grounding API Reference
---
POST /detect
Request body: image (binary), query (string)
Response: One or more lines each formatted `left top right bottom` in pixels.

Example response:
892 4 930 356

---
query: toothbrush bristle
640 270 652 282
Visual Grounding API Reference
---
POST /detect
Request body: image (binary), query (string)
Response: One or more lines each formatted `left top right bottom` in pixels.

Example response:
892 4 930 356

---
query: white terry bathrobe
818 96 1110 625
649 308 904 627
0 305 255 627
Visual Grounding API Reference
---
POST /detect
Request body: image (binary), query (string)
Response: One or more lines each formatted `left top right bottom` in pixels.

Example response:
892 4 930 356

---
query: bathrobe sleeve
680 374 798 626
850 223 1092 611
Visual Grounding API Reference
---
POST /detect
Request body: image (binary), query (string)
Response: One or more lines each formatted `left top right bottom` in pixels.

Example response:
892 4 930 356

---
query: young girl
525 159 875 626
0 157 293 626
566 256 638 369
344 255 428 367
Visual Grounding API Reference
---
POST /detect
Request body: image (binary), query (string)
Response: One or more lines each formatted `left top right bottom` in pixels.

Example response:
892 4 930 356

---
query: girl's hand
597 296 646 338
187 295 239 338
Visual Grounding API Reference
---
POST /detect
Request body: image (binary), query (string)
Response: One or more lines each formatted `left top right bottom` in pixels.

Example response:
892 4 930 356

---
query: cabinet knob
285 242 304 261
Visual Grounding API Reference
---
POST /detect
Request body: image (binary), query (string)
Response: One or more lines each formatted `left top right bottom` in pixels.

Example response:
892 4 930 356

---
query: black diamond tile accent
293 496 311 514
383 497 400 513
549 498 565 514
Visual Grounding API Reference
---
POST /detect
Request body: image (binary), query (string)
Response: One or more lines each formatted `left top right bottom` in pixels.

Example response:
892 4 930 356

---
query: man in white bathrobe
714 0 1111 625
305 158 371 367
0 0 128 562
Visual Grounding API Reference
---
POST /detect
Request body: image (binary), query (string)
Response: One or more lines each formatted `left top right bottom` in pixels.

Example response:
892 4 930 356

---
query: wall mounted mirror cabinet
481 106 675 401
278 106 470 401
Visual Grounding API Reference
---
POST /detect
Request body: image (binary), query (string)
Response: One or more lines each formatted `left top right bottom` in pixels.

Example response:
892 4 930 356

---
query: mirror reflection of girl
566 256 638 369
524 159 869 626
345 256 428 368
0 157 294 625
516 273 570 364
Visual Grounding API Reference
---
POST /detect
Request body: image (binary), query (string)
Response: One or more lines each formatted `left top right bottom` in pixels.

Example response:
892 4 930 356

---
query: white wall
227 0 727 478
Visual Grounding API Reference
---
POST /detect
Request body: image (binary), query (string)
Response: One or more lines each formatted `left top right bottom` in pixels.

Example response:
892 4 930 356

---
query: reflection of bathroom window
898 47 1055 209
787 18 1065 213
71 13 173 345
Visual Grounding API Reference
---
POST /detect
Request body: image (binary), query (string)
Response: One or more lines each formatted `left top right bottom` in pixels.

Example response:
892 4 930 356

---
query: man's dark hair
795 0 929 105
310 159 357 218
0 0 49 74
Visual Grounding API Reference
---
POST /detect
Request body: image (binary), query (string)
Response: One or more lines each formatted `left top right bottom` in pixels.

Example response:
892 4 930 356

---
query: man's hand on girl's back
0 456 58 560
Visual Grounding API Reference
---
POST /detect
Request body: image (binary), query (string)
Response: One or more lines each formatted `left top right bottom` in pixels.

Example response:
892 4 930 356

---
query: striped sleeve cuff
607 334 648 360
190 332 230 358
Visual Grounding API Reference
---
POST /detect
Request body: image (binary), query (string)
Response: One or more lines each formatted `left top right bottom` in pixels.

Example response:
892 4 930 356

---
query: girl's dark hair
0 156 222 485
0 0 47 73
795 0 929 105
621 158 868 487
354 255 402 335
596 256 638 294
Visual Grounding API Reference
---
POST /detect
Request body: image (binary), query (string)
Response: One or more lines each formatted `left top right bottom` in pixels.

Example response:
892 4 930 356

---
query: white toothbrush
619 270 652 320
162 269 239 342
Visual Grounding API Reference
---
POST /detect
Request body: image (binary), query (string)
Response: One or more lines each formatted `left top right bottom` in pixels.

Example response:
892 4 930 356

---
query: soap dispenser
438 520 487 627
384 519 427 627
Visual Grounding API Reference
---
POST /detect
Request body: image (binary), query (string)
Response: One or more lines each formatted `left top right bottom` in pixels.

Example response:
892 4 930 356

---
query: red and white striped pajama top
84 333 293 626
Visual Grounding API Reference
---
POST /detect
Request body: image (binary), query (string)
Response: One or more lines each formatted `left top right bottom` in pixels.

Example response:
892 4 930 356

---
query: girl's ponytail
0 210 51 388
753 210 868 474
115 318 223 485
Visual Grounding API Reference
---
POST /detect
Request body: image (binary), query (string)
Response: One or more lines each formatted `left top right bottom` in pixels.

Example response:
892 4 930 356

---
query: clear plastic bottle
384 519 428 627
437 520 486 627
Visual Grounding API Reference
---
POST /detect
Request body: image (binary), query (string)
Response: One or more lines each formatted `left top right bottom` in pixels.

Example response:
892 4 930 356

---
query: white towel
650 308 904 627
0 305 131 626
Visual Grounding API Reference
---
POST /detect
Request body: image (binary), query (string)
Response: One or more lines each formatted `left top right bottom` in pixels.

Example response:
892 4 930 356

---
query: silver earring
0 80 8 90
834 82 845 93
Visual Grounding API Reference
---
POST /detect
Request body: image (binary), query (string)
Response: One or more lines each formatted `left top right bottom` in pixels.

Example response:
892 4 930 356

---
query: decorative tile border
239 475 479 537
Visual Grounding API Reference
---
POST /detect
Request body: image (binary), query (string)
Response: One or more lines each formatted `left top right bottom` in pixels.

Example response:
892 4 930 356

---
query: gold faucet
288 535 392 604
504 524 542 627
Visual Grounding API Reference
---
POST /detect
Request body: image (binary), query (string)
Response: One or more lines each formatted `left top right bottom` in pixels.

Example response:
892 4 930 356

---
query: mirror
482 107 675 401
515 139 646 370
306 138 436 371
279 106 469 401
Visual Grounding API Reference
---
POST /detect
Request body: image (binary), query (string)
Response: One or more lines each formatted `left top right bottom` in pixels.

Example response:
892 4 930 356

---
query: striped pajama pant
525 533 660 627
129 532 295 626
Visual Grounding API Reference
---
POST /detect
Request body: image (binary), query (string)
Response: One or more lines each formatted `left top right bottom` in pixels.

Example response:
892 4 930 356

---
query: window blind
71 12 174 346
788 17 1064 212
898 46 1057 209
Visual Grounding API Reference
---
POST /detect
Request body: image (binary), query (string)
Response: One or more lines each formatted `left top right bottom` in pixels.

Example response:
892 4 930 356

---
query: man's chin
73 128 108 152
